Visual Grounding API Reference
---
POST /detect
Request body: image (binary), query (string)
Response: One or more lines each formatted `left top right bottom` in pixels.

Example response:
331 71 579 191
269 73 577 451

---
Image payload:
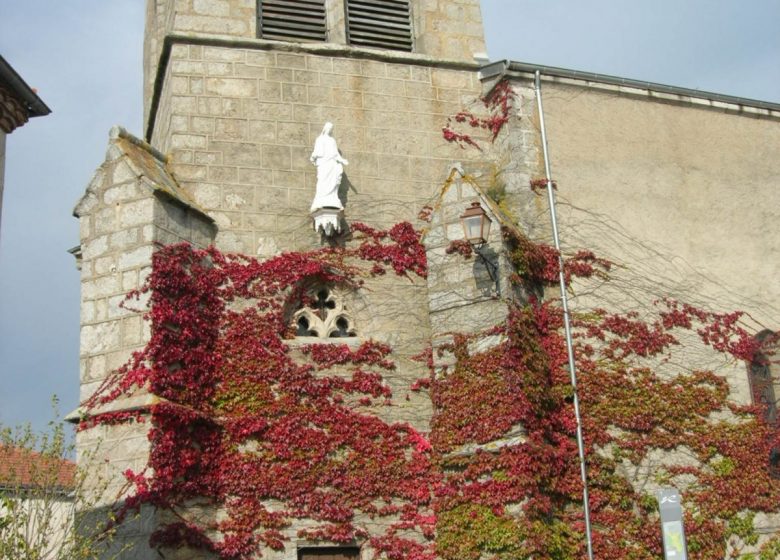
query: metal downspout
534 70 595 560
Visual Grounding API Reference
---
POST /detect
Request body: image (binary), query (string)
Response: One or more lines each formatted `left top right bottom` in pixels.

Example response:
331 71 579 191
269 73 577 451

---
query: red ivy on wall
442 80 515 150
427 227 780 559
83 225 438 560
82 220 780 559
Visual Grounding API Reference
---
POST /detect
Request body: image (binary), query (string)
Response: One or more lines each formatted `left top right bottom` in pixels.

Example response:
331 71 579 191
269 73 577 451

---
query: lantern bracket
459 201 500 294
472 242 499 293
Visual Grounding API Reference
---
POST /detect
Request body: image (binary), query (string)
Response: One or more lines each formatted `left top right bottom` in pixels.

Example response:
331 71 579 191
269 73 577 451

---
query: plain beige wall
537 82 780 328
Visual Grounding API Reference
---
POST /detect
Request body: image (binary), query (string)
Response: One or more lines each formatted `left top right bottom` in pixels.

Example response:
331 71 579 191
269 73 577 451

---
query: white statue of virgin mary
310 122 348 212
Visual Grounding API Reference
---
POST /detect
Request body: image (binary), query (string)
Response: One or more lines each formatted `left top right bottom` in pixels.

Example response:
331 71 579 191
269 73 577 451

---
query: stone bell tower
137 0 488 254
74 1 491 558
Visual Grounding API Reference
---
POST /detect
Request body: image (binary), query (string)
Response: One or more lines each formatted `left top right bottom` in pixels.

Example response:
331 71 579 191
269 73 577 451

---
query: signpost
657 488 688 560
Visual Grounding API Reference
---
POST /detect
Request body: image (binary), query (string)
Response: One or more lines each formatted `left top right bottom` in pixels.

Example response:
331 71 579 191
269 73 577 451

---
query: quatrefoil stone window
293 287 356 339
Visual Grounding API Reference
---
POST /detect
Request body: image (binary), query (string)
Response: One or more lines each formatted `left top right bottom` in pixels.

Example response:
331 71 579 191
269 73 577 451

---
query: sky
0 0 778 435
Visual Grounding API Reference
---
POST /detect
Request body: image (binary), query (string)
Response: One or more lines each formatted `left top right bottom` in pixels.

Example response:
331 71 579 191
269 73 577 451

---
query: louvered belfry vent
346 0 413 52
259 0 327 42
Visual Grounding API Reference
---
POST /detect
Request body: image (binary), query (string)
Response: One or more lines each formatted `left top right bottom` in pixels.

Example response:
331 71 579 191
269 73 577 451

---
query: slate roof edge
481 59 780 115
0 54 51 117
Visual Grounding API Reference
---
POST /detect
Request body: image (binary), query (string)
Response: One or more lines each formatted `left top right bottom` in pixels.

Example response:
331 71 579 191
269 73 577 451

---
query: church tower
139 0 488 255
74 1 490 558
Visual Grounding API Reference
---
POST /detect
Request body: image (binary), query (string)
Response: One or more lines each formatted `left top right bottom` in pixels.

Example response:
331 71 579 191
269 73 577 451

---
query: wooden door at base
299 547 360 560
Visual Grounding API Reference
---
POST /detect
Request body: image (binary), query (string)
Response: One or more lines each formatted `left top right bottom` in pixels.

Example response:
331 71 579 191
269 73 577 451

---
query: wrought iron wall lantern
459 201 499 292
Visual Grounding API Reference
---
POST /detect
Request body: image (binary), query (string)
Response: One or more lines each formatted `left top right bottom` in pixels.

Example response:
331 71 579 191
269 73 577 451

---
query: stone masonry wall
151 41 485 255
413 0 486 62
74 129 215 559
75 131 215 407
76 146 152 408
143 0 487 132
487 81 548 241
75 144 157 558
95 1 493 555
144 38 492 440
423 175 511 371
491 73 780 541
83 36 491 551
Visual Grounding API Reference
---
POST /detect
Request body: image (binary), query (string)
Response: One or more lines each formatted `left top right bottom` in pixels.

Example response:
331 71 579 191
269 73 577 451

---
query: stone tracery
293 286 357 339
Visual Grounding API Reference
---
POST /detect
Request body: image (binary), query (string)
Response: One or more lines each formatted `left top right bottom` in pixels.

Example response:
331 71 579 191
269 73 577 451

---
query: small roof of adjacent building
0 445 76 491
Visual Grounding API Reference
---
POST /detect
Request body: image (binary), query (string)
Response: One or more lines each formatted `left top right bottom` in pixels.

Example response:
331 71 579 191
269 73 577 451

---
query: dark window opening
296 315 319 337
329 316 356 338
314 289 337 320
346 0 413 52
259 0 327 42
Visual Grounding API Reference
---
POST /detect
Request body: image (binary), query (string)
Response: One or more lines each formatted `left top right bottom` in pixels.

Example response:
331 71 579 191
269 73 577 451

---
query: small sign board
657 488 688 560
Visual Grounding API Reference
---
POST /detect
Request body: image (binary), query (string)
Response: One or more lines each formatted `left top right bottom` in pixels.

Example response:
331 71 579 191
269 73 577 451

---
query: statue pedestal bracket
311 207 344 237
